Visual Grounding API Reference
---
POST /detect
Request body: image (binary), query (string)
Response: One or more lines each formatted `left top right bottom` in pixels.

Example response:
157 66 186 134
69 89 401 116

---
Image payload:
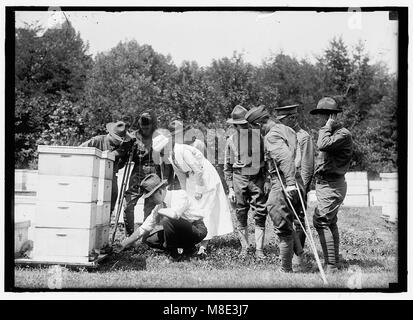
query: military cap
275 104 299 120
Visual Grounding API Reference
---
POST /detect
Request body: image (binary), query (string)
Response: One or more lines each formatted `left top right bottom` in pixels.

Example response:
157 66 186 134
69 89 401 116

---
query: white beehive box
15 169 38 193
15 220 31 253
96 201 111 225
343 171 369 207
36 201 97 229
380 173 398 222
34 227 96 262
98 179 112 202
95 223 110 249
99 151 115 180
37 175 99 202
38 145 102 178
15 194 37 240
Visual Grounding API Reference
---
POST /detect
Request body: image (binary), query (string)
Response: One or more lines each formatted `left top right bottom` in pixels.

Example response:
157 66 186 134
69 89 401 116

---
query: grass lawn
14 206 398 289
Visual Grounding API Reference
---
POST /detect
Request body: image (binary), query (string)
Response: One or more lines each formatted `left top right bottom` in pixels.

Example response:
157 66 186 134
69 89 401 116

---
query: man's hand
284 185 298 200
264 181 271 195
228 188 236 203
325 114 337 128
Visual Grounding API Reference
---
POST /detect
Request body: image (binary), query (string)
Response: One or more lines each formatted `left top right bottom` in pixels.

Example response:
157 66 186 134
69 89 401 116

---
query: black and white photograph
3 3 408 294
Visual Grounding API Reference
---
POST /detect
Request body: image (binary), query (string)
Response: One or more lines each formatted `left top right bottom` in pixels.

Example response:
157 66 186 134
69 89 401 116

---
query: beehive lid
38 145 103 157
101 150 115 161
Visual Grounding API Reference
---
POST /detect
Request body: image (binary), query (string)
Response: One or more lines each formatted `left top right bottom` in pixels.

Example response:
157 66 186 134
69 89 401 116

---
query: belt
233 166 264 176
316 173 344 182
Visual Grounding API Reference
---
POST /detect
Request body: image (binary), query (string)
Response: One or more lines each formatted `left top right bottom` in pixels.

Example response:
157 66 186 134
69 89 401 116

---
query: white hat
152 134 169 153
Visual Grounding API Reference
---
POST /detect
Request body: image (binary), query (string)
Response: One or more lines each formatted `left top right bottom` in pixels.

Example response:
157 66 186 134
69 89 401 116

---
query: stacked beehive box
380 173 398 223
95 151 114 250
343 171 369 207
33 146 113 263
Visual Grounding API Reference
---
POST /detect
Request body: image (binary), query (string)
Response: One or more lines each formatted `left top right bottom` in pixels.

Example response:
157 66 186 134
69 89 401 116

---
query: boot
292 230 304 256
238 227 250 257
330 223 340 268
279 235 294 272
254 227 265 260
297 229 306 249
316 227 337 269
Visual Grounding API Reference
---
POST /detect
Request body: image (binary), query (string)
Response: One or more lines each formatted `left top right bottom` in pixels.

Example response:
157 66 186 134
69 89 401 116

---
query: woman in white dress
152 122 234 256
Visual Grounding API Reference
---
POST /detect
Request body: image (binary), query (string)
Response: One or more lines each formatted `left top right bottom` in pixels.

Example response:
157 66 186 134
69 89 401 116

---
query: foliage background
15 22 398 177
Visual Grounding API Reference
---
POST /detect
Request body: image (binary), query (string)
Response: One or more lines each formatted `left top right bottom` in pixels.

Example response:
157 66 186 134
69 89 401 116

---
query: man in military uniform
246 105 302 272
275 104 315 260
224 105 267 259
310 97 353 272
80 121 133 215
123 110 164 236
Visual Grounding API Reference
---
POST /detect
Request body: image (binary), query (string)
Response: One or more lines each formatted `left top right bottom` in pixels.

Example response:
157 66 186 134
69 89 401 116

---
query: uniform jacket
264 120 297 187
223 128 264 189
294 125 315 190
315 123 353 179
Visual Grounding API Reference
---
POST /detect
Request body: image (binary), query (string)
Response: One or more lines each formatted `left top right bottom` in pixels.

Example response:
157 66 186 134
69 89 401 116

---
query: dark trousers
124 165 157 236
313 178 347 229
233 172 267 229
313 177 347 266
110 174 118 214
266 179 299 237
293 174 307 250
145 218 207 251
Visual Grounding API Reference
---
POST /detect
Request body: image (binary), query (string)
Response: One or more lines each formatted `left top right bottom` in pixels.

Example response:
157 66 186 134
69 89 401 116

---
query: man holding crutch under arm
246 105 301 273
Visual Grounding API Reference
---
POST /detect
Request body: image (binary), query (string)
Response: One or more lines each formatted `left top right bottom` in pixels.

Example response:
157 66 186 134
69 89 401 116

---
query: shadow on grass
340 258 388 270
96 251 147 272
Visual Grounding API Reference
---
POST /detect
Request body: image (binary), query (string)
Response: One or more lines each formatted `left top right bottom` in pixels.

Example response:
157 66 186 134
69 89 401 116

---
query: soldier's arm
318 126 351 152
267 133 296 186
300 134 315 190
223 139 234 189
79 138 95 148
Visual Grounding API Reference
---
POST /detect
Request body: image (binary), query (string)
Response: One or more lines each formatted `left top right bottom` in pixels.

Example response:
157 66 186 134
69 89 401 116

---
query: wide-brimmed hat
226 105 248 124
106 121 132 143
245 105 270 124
140 173 168 199
310 97 343 115
275 104 299 120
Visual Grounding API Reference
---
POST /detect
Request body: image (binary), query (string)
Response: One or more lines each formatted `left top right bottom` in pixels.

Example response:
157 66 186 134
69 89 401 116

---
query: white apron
169 143 234 240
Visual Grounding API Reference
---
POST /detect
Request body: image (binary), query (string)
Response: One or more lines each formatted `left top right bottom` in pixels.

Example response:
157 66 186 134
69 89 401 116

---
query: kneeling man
116 173 208 261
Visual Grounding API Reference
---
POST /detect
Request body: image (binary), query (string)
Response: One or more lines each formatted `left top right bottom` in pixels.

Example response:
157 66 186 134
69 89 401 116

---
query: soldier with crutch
245 105 301 272
275 104 315 268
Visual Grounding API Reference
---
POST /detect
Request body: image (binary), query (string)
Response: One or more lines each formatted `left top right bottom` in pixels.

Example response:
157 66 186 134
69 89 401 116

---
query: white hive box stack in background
95 151 114 249
15 169 38 241
343 171 369 207
34 145 112 263
380 173 398 223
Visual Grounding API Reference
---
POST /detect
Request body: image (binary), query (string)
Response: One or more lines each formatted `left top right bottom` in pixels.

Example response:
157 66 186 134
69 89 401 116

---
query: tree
15 21 92 168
